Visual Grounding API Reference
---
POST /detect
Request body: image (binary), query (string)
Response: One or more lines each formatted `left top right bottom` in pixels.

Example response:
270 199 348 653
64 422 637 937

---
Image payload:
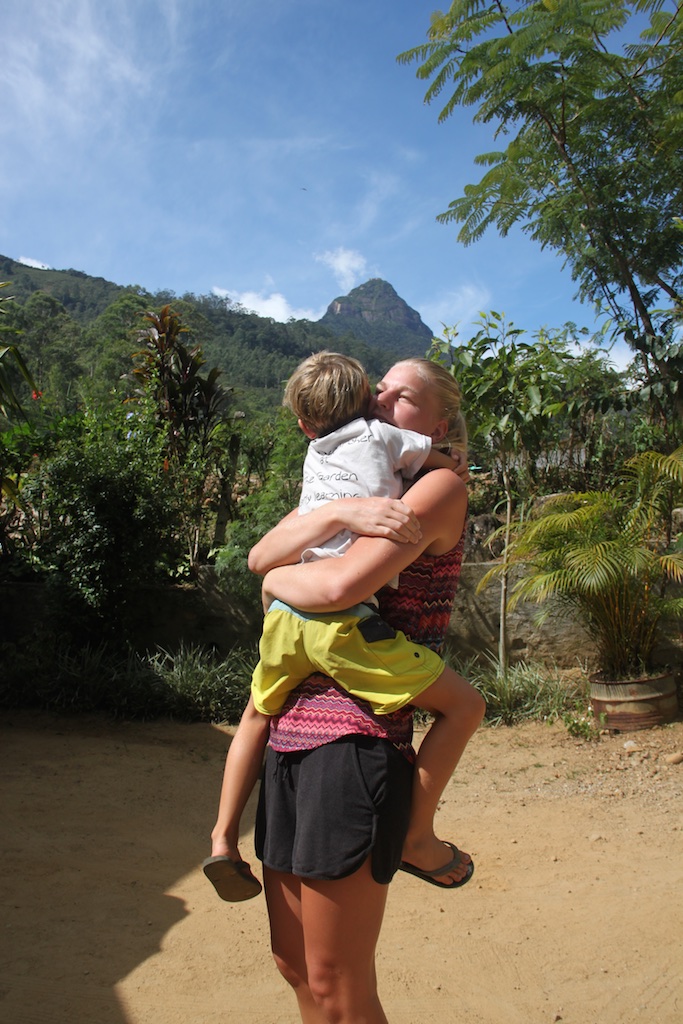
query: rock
663 752 683 765
463 514 504 562
320 278 433 356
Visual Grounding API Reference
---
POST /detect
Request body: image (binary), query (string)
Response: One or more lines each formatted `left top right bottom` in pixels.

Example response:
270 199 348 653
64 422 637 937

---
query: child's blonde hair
283 351 370 436
397 358 468 454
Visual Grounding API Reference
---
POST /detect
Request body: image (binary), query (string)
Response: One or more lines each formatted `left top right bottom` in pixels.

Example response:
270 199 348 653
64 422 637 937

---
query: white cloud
353 172 400 234
18 256 51 270
315 247 368 293
420 284 493 335
0 1 175 144
212 287 323 323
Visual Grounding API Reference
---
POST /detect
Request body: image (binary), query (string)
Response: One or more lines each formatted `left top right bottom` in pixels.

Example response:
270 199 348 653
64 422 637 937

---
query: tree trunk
498 463 513 673
212 434 241 549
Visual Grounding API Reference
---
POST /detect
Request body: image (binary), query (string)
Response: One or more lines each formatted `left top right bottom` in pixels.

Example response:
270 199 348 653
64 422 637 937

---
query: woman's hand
259 498 420 610
338 497 422 543
262 469 468 613
249 497 422 575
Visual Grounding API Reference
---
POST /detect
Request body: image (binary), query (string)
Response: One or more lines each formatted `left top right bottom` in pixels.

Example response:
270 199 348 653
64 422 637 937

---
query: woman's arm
248 496 423 575
262 469 467 613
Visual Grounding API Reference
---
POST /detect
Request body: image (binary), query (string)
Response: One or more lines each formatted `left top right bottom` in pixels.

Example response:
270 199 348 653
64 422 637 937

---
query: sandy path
1 711 681 1024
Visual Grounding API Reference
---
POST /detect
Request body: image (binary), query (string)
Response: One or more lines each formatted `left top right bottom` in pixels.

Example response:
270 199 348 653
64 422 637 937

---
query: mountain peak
319 278 433 357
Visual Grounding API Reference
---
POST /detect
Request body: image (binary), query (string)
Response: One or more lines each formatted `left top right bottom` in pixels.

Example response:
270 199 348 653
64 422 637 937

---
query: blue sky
1 0 631 365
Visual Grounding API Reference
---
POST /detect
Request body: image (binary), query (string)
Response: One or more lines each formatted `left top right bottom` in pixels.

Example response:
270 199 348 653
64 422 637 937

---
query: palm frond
492 446 683 676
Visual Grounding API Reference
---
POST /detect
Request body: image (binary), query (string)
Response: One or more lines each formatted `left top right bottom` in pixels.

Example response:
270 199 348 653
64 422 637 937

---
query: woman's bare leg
404 667 486 884
264 859 390 1024
263 868 326 1023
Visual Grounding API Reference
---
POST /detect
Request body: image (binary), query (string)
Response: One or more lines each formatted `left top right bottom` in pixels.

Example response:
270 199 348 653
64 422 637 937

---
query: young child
203 351 479 900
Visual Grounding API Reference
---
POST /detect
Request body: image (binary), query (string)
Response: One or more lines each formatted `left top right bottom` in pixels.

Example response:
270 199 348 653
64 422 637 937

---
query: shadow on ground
0 712 241 1024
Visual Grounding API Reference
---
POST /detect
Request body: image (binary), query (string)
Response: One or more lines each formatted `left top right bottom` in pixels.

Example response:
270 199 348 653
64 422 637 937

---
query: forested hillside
0 255 127 321
0 256 432 413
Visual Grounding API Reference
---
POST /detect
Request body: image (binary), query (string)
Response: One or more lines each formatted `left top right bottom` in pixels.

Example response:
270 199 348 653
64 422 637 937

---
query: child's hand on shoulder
448 449 470 483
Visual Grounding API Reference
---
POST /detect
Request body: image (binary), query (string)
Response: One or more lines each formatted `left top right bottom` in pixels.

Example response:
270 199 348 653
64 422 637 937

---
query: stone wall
145 566 600 667
448 564 682 673
0 572 262 657
446 564 598 669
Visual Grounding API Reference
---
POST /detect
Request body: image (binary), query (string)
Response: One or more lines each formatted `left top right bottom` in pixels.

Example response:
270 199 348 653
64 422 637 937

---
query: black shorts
255 736 413 884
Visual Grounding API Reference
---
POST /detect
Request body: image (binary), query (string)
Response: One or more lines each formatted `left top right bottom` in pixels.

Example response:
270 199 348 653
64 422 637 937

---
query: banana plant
127 304 233 569
0 283 38 423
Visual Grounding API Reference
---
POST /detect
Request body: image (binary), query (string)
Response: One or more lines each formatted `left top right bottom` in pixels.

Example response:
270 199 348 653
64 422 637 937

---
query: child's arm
209 697 271 860
423 447 466 472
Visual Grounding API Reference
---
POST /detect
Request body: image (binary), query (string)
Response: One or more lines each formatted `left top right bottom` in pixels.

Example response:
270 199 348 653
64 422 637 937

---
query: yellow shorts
251 600 445 716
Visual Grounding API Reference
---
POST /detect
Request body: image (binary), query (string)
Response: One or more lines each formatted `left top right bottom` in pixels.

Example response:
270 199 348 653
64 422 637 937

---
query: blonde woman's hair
396 358 468 454
283 351 369 436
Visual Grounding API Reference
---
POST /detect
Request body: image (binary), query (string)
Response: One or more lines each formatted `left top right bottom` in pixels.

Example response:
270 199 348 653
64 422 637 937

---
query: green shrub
214 409 307 605
0 638 256 724
562 708 601 741
21 405 182 637
447 652 589 727
145 643 255 723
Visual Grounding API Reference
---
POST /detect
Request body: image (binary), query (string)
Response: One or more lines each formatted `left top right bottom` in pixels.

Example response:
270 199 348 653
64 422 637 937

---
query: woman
210 358 485 1024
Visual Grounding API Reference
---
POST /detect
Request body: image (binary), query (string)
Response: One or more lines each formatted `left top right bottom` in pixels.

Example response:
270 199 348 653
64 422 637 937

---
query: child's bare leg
402 668 485 883
210 696 270 860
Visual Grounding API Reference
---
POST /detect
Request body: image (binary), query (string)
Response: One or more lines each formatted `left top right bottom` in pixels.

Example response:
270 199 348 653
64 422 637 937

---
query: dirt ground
1 709 682 1024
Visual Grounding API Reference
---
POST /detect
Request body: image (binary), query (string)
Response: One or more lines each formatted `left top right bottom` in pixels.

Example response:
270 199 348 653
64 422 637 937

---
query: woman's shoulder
404 467 468 554
412 463 468 497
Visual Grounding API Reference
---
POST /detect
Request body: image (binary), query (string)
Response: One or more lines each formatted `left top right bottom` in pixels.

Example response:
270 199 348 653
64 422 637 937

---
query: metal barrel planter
589 673 678 731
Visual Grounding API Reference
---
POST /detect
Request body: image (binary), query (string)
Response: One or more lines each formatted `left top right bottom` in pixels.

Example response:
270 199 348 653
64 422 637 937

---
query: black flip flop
201 855 262 902
399 841 474 890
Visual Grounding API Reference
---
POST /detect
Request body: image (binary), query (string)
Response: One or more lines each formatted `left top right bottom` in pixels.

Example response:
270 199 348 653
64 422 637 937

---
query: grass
0 639 256 723
145 644 255 723
445 652 590 729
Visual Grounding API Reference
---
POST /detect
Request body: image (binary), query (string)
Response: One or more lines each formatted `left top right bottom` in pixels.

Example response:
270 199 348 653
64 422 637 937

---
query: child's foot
399 836 474 889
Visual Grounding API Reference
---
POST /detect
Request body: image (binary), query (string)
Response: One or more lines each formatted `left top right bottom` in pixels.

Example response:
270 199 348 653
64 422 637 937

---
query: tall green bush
22 402 181 639
215 410 307 606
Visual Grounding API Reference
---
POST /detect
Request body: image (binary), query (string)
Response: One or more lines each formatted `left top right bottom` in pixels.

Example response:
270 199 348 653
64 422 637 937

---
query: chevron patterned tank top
268 534 465 761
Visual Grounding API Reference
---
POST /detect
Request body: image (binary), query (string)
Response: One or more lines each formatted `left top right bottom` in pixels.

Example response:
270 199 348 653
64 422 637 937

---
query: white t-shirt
299 417 432 565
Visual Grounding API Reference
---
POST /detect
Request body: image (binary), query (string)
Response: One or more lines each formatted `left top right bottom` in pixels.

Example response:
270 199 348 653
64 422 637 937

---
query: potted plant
481 447 683 729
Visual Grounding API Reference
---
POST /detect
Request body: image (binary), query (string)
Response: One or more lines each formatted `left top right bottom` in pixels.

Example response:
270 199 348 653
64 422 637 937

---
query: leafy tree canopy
399 1 683 345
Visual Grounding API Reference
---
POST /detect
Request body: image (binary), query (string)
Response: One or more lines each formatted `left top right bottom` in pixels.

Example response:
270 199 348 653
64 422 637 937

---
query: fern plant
480 448 683 680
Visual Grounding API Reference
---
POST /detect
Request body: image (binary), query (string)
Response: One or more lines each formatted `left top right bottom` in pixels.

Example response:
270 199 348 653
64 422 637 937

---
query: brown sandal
202 855 262 902
399 842 474 889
